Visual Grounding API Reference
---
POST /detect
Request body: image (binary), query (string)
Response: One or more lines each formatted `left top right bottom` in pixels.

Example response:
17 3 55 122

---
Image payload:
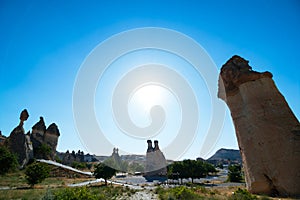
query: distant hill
207 148 242 165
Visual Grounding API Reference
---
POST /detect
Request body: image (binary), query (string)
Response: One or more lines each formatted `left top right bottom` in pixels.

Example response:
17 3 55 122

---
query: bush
229 188 257 200
0 146 18 175
54 155 62 163
71 161 87 169
25 162 50 186
53 187 101 200
228 164 243 182
156 186 204 200
174 186 199 200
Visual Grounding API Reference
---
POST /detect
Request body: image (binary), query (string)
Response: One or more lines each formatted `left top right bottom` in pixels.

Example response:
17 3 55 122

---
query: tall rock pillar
6 109 33 168
218 55 300 197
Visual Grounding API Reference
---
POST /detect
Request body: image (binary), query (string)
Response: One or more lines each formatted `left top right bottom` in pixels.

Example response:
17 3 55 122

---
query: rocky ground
118 190 158 200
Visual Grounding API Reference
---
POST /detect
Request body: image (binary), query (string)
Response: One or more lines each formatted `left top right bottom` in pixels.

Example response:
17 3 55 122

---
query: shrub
53 187 100 200
71 161 87 169
0 146 18 175
54 155 62 163
25 162 50 186
156 186 203 200
229 188 257 200
174 186 199 199
42 189 54 200
228 164 243 182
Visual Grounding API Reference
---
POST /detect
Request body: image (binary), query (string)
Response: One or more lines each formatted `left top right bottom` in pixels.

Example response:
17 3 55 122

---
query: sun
127 84 170 127
132 84 167 111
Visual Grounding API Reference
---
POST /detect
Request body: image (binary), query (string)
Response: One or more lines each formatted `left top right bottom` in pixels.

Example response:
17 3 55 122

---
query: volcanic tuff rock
145 140 167 179
218 55 300 197
5 109 33 168
31 117 60 160
5 110 60 167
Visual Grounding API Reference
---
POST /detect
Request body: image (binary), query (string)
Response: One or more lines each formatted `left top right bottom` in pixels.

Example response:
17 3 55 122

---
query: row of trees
167 159 218 184
93 159 220 186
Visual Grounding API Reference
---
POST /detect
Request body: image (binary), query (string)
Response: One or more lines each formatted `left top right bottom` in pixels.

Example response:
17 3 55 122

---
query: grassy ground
0 171 94 199
0 171 297 200
0 171 137 200
0 170 95 188
155 185 241 200
0 186 138 200
0 188 57 200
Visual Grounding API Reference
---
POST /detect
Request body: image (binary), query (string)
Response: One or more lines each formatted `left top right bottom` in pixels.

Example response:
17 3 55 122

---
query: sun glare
132 84 167 110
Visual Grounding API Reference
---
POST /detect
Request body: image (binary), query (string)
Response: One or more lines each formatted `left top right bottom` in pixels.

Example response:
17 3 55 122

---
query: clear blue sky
1 0 299 159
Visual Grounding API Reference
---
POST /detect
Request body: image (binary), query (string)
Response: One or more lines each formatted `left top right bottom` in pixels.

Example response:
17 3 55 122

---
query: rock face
218 55 300 197
5 110 60 167
144 140 167 180
31 117 46 158
0 131 7 145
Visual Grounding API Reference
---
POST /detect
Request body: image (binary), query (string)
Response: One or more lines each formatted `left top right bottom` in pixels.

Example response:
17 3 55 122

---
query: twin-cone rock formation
4 110 60 167
144 140 167 180
31 117 60 160
218 55 300 197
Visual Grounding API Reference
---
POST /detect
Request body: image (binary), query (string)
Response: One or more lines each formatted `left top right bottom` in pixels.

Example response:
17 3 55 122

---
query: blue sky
1 0 299 159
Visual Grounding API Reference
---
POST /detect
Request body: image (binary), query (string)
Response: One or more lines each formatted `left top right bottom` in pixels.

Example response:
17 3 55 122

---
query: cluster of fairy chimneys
147 140 160 152
112 147 119 155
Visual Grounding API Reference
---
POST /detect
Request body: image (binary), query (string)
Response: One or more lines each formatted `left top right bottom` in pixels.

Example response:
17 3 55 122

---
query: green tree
93 163 116 185
0 146 18 175
217 163 224 169
183 159 198 183
25 162 50 187
202 161 218 175
168 159 217 184
194 160 206 179
228 164 243 182
168 161 184 184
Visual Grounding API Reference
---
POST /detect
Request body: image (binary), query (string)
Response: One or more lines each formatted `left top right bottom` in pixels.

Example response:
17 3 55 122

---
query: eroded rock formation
5 109 33 168
5 110 60 167
218 55 300 197
31 117 60 160
144 140 167 180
